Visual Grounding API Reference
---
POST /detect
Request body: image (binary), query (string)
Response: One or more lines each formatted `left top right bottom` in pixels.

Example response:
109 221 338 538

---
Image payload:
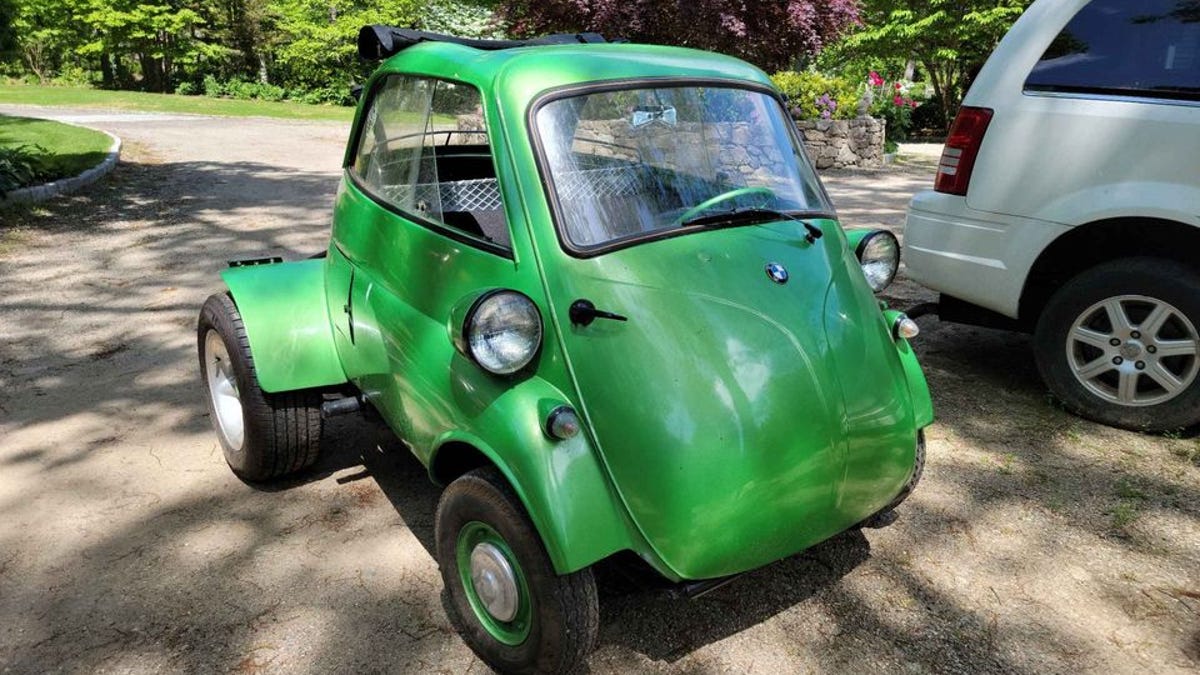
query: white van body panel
903 0 1200 320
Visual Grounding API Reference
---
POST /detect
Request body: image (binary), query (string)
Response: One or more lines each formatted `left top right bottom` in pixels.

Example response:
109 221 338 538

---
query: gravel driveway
1 106 1197 674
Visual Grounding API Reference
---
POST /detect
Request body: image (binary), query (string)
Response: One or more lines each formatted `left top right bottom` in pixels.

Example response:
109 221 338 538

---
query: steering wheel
675 186 777 226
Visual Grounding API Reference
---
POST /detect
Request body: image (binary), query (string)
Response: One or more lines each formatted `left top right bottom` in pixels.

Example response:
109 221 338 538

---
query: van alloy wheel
1066 295 1199 407
1034 258 1200 432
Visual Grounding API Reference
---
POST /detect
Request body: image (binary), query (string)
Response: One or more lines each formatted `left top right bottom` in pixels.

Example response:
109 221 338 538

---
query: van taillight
934 106 994 196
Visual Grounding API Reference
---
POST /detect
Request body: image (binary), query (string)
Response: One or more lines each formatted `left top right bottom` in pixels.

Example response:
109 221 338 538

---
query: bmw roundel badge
765 262 789 284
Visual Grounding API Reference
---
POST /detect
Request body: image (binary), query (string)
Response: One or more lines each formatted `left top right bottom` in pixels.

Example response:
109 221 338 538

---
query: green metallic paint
885 309 935 429
220 259 347 393
843 227 874 255
328 175 636 575
221 41 933 581
528 216 928 579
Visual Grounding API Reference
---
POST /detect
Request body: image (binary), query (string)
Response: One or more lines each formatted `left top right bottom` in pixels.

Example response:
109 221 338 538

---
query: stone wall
793 117 886 170
457 112 886 172
572 120 789 185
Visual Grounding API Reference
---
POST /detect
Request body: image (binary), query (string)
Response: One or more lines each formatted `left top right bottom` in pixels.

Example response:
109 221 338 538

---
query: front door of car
327 73 523 451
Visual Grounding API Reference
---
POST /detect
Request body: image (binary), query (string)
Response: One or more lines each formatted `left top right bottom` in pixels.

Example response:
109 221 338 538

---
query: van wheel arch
1020 217 1200 326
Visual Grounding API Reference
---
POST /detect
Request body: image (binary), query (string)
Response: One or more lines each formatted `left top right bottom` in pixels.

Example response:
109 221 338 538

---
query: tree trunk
100 53 115 89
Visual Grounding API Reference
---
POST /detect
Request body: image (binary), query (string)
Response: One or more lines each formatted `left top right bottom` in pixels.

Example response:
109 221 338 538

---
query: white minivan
904 0 1200 432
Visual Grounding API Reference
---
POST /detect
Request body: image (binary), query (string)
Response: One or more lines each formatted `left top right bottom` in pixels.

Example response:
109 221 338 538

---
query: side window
1025 0 1200 101
351 76 510 250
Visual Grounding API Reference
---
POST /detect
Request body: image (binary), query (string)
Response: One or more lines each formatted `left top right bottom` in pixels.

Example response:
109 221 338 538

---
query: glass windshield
535 85 832 251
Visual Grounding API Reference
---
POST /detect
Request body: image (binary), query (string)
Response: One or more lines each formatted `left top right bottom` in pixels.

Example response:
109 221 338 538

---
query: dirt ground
1 106 1197 674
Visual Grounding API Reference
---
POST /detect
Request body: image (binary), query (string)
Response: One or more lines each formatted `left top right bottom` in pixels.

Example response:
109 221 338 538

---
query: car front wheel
1034 258 1200 432
436 467 598 675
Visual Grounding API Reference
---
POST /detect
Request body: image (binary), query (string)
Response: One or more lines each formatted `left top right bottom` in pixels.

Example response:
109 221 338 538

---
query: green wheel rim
456 521 533 645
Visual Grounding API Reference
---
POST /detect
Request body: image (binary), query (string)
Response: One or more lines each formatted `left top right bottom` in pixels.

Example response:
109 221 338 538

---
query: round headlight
857 230 900 292
465 291 542 375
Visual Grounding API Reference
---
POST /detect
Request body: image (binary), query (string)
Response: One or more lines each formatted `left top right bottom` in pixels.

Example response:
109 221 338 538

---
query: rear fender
220 258 347 393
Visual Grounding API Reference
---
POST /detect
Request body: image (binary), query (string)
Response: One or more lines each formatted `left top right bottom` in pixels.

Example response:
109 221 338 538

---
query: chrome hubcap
1067 295 1199 407
469 542 519 622
204 330 245 449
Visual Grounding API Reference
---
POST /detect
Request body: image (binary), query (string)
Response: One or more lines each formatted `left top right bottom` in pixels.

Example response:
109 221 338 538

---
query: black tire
1034 258 1200 432
197 293 323 481
436 467 598 675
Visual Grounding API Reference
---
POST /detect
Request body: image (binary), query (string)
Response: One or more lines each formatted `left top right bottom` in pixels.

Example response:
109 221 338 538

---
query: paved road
1 106 1196 674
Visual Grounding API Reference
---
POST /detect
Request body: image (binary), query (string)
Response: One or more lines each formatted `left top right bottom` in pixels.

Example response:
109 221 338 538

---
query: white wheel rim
205 330 245 450
1066 295 1199 407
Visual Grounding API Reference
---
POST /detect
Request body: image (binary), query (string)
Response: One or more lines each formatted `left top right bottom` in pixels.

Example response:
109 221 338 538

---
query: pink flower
894 82 902 90
909 100 919 108
893 95 904 106
868 71 884 87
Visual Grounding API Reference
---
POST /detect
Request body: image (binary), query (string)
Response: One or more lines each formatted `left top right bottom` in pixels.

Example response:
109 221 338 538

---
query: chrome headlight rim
855 230 901 293
463 289 544 376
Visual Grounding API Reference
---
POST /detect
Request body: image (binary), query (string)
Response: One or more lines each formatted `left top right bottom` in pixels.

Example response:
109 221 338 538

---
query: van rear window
1025 0 1200 102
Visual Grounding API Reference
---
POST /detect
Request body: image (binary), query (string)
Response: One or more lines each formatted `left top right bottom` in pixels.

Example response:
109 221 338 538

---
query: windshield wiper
680 208 825 244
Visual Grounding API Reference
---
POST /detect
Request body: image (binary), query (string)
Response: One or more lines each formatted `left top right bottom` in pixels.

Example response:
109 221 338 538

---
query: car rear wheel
1034 258 1200 432
436 467 598 675
197 293 324 481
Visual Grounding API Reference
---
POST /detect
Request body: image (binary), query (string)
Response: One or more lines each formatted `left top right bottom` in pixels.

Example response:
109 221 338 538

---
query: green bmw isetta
197 26 933 674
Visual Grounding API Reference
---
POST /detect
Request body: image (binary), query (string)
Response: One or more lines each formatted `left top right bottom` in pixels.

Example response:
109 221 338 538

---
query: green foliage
421 0 501 37
0 143 47 195
835 0 1032 130
1 84 355 120
202 74 222 97
0 0 501 102
0 114 112 195
770 71 859 121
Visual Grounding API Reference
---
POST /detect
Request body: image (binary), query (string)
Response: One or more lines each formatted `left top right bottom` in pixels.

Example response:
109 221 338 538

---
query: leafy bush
864 72 931 143
0 144 49 196
202 78 288 102
770 71 859 121
174 81 197 96
202 74 223 98
291 86 352 106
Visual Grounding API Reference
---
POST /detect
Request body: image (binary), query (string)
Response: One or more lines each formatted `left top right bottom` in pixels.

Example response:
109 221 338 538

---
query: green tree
269 0 422 99
9 0 74 82
841 0 1031 128
83 0 224 91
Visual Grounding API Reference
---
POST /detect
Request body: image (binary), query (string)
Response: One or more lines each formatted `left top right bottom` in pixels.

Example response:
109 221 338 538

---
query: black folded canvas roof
358 25 609 61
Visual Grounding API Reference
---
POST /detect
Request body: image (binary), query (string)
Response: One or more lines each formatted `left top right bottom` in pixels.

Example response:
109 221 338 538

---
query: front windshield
535 85 833 251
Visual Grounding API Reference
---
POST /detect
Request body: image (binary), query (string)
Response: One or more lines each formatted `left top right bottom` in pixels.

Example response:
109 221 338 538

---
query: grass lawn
0 84 355 122
0 115 113 191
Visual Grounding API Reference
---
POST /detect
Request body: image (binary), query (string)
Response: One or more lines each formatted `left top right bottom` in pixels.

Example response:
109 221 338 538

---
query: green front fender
884 309 935 428
220 259 348 393
427 382 643 577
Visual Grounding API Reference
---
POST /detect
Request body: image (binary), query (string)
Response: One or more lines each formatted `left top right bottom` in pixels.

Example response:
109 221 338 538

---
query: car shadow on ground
262 409 878 666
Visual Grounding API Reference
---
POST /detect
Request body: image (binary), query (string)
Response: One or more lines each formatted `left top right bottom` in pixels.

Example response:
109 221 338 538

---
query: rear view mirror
630 105 677 128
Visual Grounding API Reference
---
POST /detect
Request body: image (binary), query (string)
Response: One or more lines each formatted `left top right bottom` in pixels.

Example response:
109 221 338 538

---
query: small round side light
893 314 920 340
545 406 581 440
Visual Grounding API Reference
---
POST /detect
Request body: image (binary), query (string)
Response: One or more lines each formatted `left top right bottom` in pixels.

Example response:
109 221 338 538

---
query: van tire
1034 258 1200 433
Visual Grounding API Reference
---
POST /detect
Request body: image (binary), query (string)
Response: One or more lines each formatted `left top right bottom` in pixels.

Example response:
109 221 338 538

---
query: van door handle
569 299 628 327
